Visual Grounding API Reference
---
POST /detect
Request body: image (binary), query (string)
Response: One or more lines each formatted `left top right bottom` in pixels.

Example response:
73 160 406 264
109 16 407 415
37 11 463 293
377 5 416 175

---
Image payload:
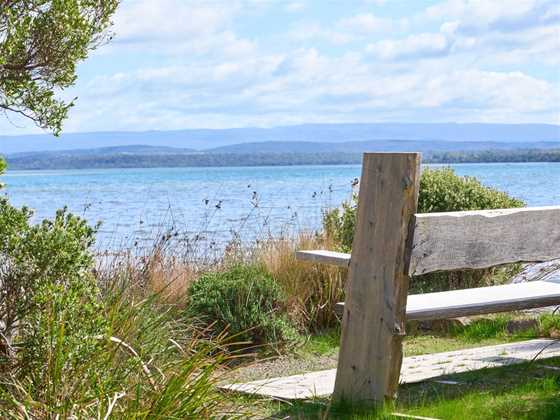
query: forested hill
4 148 560 170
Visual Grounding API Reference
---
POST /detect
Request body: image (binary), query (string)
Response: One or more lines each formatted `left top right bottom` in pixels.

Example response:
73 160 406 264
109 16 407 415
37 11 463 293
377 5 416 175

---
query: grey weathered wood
333 153 421 405
295 250 350 267
510 259 560 284
334 279 560 320
410 206 560 275
299 207 560 276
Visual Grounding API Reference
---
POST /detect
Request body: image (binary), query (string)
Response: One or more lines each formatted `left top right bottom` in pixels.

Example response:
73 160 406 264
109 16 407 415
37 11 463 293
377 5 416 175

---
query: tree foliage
0 0 119 134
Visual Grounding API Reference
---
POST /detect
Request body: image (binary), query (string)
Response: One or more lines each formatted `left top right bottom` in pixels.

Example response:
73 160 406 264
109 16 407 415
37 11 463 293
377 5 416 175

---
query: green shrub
187 265 298 348
0 198 107 378
418 167 525 212
323 167 525 292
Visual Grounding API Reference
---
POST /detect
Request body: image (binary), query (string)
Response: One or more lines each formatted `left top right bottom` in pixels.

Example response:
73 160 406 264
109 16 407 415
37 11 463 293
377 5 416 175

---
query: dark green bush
418 167 525 212
0 196 107 381
323 167 525 292
187 265 298 348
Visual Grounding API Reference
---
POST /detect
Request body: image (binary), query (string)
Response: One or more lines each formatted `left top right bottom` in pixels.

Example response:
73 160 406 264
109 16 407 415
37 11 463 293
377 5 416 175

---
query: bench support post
333 153 421 405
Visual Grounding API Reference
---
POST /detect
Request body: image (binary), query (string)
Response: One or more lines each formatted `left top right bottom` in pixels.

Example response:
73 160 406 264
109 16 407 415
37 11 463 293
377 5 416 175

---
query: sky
1 0 559 135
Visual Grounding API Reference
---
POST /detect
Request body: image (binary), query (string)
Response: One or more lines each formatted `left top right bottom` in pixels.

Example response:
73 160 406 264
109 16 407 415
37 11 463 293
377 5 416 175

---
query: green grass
255 359 560 419
299 328 341 357
298 314 545 360
539 313 560 335
401 361 560 420
231 313 560 419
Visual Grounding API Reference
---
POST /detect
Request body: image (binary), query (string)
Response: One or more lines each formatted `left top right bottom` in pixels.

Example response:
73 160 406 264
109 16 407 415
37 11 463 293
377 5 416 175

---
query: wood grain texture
334 279 560 320
410 206 560 275
295 250 350 267
296 207 560 275
333 153 421 405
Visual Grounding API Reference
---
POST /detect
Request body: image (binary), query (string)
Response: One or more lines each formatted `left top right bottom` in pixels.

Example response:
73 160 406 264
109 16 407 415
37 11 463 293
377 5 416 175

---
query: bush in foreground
0 200 107 378
188 265 299 349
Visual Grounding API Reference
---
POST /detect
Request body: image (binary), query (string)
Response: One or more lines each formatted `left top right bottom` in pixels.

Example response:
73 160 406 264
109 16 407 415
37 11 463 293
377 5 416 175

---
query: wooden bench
296 152 560 406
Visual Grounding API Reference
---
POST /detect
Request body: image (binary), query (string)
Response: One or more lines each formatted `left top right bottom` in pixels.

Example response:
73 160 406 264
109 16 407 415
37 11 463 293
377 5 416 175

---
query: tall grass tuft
0 282 246 418
96 242 202 304
257 234 346 332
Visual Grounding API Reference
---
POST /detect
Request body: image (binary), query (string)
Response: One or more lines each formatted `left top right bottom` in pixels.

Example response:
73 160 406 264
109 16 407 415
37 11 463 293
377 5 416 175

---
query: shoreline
4 155 560 172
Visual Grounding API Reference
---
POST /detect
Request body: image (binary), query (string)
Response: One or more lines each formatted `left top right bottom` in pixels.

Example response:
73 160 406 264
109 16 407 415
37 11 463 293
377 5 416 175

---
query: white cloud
363 0 558 67
114 0 234 42
425 0 537 24
57 39 558 134
285 2 305 13
423 0 557 34
367 33 450 60
1 0 558 135
338 13 394 33
109 0 257 58
289 12 407 47
289 22 357 45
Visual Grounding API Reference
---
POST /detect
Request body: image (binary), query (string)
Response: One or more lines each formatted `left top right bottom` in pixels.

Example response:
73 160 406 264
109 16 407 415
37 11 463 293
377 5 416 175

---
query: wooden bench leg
333 153 421 405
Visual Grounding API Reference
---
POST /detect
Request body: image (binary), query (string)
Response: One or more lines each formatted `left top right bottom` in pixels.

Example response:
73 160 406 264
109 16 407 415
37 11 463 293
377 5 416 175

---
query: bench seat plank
335 280 560 320
295 250 350 267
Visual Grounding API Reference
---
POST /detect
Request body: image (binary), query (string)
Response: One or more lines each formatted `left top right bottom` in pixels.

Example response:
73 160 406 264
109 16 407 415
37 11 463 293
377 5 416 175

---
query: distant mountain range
1 123 559 170
1 123 559 154
208 139 560 154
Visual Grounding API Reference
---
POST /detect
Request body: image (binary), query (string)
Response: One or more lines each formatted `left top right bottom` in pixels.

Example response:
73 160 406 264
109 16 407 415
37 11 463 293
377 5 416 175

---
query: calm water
2 163 560 251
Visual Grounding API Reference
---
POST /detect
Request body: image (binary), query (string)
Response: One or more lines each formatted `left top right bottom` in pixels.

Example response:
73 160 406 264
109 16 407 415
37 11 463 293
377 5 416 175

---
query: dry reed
256 233 347 332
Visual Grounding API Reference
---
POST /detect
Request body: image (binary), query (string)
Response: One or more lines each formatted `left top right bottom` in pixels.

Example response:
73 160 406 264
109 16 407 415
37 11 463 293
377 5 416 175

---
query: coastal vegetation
0 162 237 417
4 148 560 170
187 264 299 349
2 163 559 417
3 1 559 418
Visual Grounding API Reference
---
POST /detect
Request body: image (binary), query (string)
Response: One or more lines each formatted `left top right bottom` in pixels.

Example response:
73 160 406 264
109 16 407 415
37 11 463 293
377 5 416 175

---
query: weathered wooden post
333 152 421 405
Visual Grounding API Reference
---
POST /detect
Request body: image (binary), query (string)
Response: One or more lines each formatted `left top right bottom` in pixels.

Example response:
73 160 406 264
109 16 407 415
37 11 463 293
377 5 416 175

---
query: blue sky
2 0 559 135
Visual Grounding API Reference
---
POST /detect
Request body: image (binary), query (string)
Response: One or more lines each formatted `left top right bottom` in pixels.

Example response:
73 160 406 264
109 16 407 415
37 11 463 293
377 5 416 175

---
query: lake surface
2 163 560 253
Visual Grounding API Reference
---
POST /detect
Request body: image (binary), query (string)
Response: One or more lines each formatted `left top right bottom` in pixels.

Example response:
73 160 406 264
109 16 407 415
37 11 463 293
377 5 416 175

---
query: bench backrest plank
410 206 560 275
